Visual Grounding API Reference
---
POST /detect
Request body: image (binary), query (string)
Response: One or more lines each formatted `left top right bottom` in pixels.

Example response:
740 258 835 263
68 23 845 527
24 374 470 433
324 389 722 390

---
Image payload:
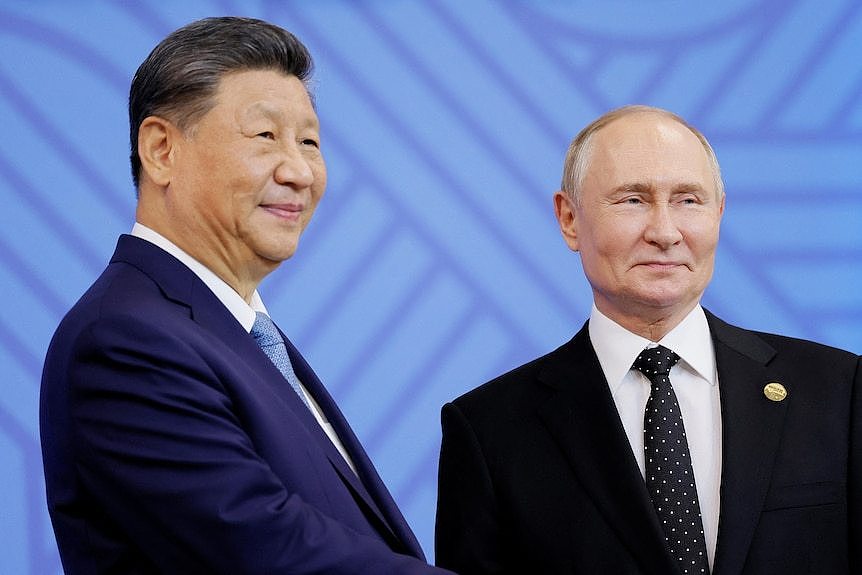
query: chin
642 296 700 317
625 286 688 308
260 233 302 260
274 247 299 262
257 245 299 265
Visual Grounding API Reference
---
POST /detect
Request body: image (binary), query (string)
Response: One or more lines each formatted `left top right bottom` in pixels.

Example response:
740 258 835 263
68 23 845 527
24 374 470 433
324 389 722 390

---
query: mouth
636 261 687 271
260 203 304 222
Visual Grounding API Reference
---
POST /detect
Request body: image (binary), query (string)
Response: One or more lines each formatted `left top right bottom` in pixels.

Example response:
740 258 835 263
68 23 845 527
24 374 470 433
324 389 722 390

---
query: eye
301 137 320 148
678 195 700 205
256 131 275 140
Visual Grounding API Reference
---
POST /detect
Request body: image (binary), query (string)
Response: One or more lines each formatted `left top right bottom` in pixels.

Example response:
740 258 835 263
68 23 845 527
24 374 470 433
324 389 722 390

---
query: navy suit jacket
41 235 450 574
436 312 861 574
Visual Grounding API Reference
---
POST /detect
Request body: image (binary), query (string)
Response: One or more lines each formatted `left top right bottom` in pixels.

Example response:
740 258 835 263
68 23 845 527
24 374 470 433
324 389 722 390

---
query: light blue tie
250 312 309 408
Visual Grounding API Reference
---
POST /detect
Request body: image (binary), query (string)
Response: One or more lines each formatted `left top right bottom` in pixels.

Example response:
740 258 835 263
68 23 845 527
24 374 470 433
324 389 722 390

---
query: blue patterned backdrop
1 1 860 572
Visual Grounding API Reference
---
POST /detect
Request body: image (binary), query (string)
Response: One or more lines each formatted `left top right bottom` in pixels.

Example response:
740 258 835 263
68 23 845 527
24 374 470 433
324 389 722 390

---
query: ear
553 190 580 252
137 116 180 188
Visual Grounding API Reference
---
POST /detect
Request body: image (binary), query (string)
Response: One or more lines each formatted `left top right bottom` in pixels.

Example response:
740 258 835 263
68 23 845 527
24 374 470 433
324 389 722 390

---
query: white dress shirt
588 304 721 568
131 223 356 473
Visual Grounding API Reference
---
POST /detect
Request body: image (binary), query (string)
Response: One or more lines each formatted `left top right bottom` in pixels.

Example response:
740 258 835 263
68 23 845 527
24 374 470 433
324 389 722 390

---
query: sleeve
67 315 449 575
435 401 514 575
850 355 862 572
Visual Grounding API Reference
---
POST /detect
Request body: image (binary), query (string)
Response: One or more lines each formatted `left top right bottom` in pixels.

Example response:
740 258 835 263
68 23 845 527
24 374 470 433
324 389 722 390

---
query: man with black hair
41 16 452 575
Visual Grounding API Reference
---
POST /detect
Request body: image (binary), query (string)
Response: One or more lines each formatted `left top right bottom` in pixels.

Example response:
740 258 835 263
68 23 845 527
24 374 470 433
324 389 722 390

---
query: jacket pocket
762 481 844 511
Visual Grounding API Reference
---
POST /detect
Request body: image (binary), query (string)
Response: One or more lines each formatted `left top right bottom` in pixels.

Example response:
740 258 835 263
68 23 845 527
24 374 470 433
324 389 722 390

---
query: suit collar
536 325 677 575
112 234 197 308
130 225 265 330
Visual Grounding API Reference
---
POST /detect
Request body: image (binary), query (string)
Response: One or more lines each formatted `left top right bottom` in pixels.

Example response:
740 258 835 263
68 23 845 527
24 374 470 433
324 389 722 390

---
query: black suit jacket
436 311 861 574
41 235 450 574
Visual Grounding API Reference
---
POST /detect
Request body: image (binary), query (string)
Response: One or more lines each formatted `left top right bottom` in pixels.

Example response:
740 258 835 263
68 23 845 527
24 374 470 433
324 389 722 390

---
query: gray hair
560 105 724 204
129 16 314 190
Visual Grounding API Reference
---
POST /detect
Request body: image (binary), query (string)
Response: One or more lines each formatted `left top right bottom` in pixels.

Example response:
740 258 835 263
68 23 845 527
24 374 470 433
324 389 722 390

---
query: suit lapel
113 237 417 556
505 306 788 575
706 312 786 575
200 303 415 556
281 334 423 558
535 326 676 575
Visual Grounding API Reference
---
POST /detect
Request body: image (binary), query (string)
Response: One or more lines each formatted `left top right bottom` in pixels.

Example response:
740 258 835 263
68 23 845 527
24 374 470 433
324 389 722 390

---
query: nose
274 144 315 189
643 202 683 248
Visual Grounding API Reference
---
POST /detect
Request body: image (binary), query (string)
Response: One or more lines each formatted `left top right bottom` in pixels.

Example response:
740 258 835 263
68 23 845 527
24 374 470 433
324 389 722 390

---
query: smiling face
555 111 724 338
141 69 326 297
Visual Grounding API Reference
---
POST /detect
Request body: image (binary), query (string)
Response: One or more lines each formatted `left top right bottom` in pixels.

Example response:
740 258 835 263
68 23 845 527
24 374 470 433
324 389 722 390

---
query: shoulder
44 239 216 378
449 327 591 423
705 309 859 375
454 352 552 406
53 260 183 344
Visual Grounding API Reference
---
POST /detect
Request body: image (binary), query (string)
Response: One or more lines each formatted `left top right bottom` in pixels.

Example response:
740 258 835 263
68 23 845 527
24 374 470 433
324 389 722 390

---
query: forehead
211 69 317 123
587 113 712 190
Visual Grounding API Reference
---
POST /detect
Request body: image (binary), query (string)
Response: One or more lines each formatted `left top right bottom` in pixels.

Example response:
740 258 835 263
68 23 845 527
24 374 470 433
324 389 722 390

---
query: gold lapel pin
763 382 787 402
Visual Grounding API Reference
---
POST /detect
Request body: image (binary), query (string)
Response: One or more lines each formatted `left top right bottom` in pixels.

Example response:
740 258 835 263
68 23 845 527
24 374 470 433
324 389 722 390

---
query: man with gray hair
436 105 860 574
41 16 452 575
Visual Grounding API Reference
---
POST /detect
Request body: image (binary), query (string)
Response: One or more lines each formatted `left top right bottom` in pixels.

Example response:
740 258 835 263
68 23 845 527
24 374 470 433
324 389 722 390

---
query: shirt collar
660 305 716 385
588 303 717 394
131 222 266 332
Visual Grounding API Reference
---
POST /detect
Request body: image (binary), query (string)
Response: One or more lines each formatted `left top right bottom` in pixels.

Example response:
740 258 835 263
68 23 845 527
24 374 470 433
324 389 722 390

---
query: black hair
128 16 313 189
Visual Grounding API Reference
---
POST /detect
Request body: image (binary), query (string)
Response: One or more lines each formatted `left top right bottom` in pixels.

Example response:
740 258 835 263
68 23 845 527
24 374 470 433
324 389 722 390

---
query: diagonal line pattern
0 3 860 574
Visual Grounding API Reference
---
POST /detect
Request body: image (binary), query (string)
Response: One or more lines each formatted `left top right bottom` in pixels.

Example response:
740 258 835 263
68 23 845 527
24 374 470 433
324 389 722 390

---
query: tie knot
633 345 680 382
251 312 282 348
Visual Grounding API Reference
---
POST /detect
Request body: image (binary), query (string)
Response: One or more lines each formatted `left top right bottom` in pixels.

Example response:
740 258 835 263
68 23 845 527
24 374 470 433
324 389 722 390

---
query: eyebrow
613 182 653 195
613 182 707 195
244 102 279 118
244 102 319 129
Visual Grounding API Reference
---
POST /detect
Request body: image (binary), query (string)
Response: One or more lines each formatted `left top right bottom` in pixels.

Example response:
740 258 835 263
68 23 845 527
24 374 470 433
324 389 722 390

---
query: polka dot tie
634 345 710 575
251 312 309 409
